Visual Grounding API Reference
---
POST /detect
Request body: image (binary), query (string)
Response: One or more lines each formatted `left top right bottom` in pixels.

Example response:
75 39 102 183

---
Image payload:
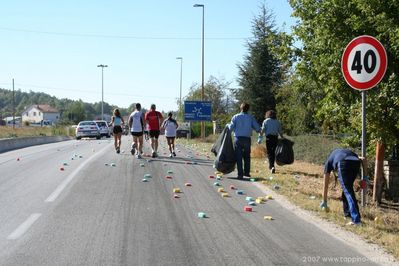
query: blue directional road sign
184 101 212 121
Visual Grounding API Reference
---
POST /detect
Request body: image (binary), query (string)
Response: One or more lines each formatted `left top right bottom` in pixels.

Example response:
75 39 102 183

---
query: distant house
22 105 60 125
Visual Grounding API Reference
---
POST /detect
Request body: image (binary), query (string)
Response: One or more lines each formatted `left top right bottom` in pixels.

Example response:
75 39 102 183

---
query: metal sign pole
361 91 366 207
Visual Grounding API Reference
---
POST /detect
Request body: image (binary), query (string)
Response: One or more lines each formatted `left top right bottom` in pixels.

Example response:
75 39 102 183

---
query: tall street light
97 64 108 120
176 57 183 120
193 3 205 138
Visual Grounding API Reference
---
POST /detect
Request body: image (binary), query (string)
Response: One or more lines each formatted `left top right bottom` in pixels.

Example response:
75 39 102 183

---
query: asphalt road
0 136 387 265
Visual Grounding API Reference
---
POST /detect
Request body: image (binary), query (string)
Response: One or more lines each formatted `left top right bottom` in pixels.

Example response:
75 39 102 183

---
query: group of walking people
229 102 364 225
228 102 283 179
108 103 179 159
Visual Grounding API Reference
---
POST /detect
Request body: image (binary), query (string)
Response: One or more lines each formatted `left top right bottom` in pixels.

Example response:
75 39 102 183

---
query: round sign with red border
341 35 387 90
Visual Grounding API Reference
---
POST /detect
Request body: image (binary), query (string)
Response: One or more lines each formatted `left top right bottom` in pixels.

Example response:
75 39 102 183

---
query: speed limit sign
342 35 387 90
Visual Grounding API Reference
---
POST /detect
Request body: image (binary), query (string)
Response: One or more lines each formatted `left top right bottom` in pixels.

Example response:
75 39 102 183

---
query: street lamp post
193 4 205 139
176 57 183 120
97 64 108 120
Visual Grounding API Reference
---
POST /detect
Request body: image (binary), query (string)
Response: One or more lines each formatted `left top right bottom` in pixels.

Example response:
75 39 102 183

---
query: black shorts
131 131 143 137
149 130 160 139
113 125 123 134
166 136 176 141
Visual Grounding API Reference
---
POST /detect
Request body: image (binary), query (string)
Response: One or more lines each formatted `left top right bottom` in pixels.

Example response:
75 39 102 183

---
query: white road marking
7 213 42 240
45 143 110 202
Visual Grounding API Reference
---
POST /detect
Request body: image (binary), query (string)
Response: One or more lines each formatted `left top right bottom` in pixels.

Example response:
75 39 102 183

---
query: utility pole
12 79 15 129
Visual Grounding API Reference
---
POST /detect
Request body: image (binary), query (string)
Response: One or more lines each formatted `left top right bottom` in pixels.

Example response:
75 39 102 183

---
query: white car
75 121 101 140
94 120 111 138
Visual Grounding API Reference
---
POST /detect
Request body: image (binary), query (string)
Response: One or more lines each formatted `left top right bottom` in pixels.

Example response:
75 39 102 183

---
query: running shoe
151 152 156 158
172 151 176 157
116 147 120 154
169 154 173 158
136 154 142 159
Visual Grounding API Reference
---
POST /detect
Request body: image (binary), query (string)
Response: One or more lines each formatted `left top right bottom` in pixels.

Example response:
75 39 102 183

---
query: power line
0 26 248 40
0 82 176 100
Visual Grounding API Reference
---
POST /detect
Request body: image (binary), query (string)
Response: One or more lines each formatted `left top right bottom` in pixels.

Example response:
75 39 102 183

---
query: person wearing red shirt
144 104 164 158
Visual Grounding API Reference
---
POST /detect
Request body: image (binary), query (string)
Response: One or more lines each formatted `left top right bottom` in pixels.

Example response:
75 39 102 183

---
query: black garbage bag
211 126 227 156
275 138 294 166
212 126 236 174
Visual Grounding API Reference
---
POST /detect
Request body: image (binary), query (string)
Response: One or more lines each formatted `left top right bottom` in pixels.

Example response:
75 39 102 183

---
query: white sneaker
169 154 173 158
136 154 142 159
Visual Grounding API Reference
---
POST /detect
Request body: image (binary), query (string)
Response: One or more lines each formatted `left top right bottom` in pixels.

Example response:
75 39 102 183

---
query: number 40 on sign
342 35 387 91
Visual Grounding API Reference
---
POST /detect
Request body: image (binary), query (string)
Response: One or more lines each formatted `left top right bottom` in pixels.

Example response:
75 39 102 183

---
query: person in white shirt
161 112 179 158
128 103 144 159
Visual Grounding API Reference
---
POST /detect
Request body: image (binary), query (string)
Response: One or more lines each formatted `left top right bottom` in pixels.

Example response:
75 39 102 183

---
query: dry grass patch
0 126 72 139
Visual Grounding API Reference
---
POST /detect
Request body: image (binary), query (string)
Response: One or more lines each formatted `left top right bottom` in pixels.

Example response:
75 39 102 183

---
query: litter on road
221 193 229 198
198 212 207 218
142 178 148 182
173 188 181 193
213 182 221 186
248 201 256 206
265 195 273 200
173 194 180 198
244 206 253 212
245 196 254 202
165 176 173 179
60 167 65 171
209 175 215 179
144 174 152 178
185 183 192 187
217 188 225 193
264 216 273 220
236 190 244 195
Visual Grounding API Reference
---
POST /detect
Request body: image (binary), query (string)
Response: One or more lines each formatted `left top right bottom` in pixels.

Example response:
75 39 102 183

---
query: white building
22 105 60 125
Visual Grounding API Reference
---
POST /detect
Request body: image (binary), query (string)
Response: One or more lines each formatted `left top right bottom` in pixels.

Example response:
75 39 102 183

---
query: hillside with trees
0 88 130 124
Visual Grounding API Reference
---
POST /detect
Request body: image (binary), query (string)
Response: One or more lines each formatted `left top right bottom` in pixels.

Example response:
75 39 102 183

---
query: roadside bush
191 122 213 138
290 135 343 165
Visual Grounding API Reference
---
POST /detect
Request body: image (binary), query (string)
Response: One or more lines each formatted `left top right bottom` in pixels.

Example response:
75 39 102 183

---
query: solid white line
45 143 110 202
7 213 42 240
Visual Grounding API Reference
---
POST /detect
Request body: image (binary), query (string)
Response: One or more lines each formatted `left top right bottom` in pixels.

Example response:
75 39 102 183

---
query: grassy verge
180 138 399 260
0 126 74 139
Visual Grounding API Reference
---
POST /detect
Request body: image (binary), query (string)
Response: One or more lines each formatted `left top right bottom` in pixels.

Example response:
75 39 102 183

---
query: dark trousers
337 160 361 223
234 137 251 177
266 135 278 169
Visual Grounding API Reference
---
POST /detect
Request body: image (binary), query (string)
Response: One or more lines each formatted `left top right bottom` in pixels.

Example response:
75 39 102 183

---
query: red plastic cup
244 206 252 212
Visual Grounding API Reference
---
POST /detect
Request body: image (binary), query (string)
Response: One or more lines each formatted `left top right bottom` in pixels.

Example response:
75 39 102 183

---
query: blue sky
0 0 295 112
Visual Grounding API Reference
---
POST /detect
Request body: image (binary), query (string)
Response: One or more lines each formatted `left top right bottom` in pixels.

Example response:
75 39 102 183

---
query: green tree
288 0 399 154
236 3 287 123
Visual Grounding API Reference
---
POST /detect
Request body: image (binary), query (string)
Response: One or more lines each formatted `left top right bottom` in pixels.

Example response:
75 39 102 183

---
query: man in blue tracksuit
321 149 364 225
229 103 261 180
